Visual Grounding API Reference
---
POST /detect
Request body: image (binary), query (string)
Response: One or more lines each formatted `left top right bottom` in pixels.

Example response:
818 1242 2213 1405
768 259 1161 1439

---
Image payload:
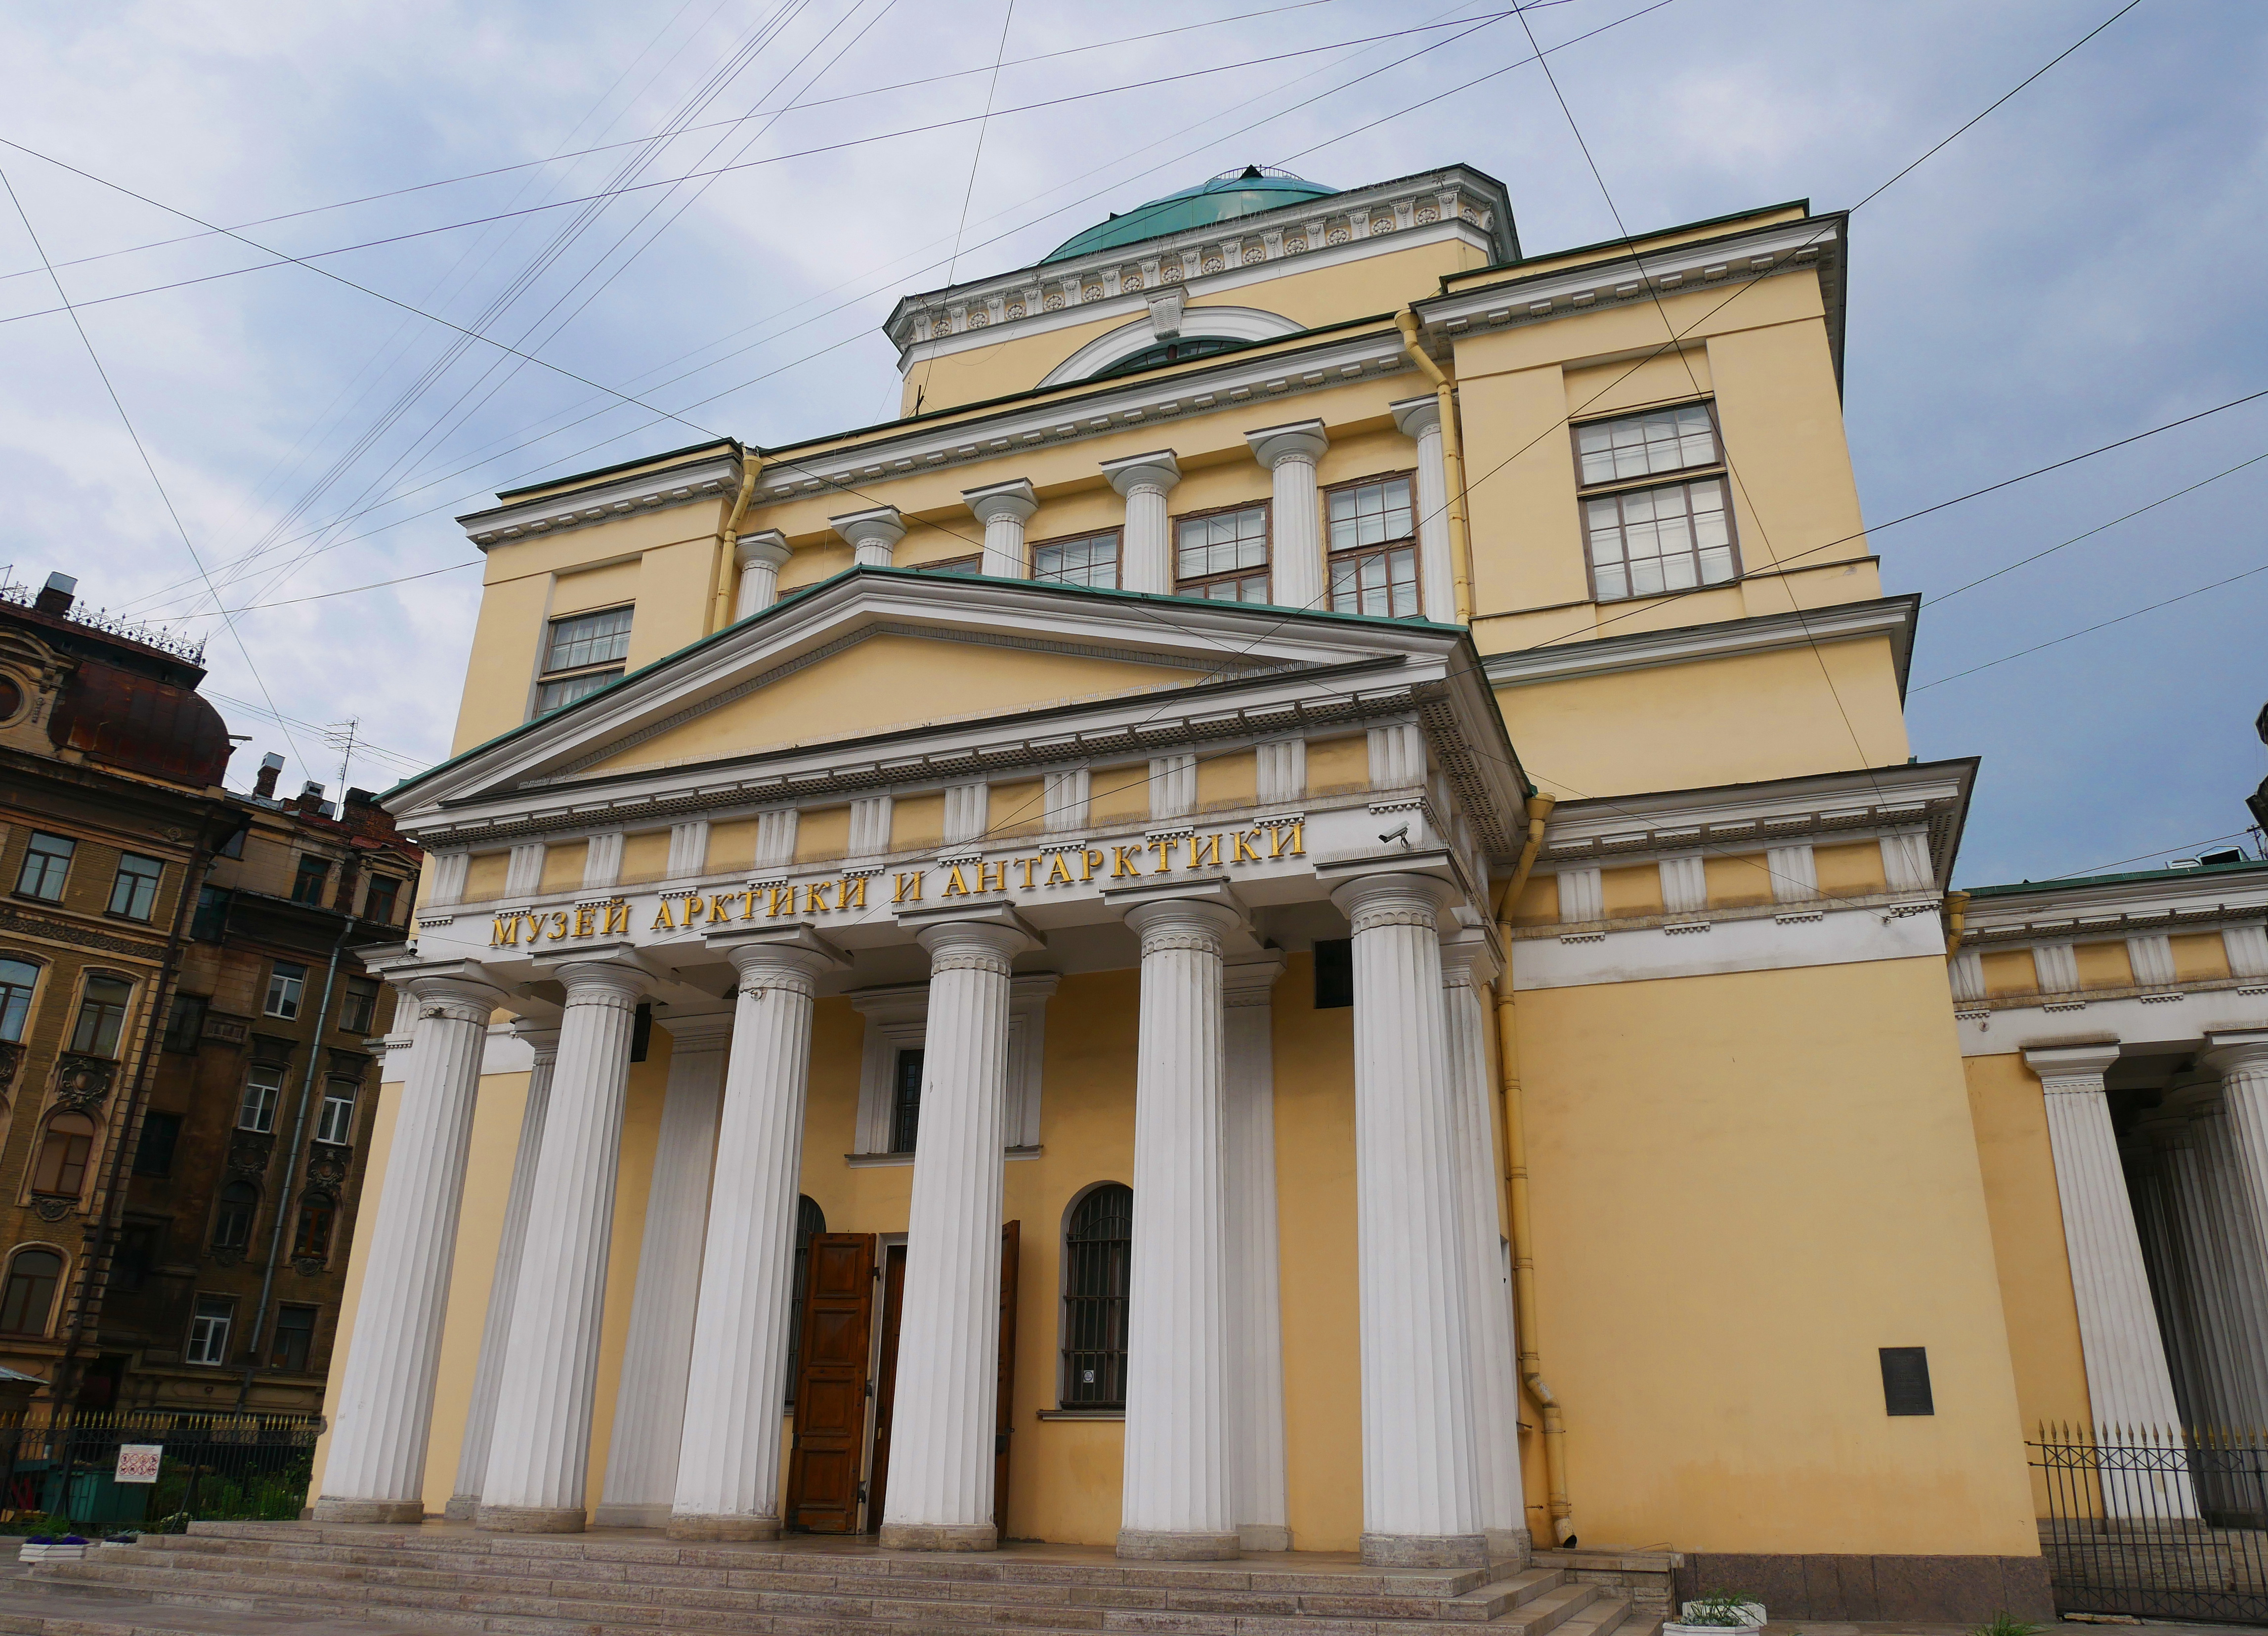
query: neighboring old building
0 572 416 1414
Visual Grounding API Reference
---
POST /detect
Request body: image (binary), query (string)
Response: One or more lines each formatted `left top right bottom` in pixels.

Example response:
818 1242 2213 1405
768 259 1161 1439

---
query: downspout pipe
1395 308 1475 625
1943 889 1971 959
1489 792 1576 1547
710 449 763 634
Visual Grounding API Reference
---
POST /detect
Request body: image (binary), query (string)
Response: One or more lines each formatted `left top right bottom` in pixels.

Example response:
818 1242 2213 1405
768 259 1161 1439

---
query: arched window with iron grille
1061 1182 1132 1409
784 1194 826 1407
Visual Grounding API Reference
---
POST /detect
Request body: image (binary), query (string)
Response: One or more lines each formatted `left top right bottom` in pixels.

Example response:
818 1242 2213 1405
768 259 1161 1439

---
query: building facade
302 162 2268 1616
0 574 417 1414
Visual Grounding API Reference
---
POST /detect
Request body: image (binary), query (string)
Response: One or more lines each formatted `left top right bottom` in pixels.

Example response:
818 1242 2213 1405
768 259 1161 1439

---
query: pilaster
1223 954 1289 1552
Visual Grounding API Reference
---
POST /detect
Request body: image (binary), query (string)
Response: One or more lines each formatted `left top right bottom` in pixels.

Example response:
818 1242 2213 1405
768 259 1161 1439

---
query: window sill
101 911 157 926
1036 1409 1123 1421
10 892 67 908
844 1146 1042 1169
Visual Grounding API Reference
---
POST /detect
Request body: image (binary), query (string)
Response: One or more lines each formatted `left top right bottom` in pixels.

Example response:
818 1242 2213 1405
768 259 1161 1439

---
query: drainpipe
1488 792 1576 1547
710 449 764 634
1395 309 1475 625
1943 889 1971 958
239 910 352 1408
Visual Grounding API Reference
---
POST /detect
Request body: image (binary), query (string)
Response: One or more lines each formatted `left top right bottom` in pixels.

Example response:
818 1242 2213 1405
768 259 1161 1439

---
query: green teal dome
1042 167 1336 264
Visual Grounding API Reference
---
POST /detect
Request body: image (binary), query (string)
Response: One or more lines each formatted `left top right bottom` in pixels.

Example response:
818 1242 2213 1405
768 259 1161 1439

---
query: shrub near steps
29 1522 1667 1636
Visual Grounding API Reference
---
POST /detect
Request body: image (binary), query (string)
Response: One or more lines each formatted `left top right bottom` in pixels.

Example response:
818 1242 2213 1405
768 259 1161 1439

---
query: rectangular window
316 1077 358 1145
1174 504 1270 603
70 975 133 1057
191 884 231 942
912 554 983 575
264 962 306 1020
162 993 206 1053
108 853 163 920
1031 532 1120 590
890 1048 925 1155
270 1303 318 1373
133 1112 181 1178
1326 474 1421 619
1313 938 1353 1010
290 856 330 905
0 961 38 1043
238 1064 285 1133
339 977 379 1035
17 832 74 901
185 1296 234 1366
113 1225 157 1293
1574 402 1721 487
1583 477 1737 603
1880 1346 1934 1416
361 876 399 926
535 606 633 716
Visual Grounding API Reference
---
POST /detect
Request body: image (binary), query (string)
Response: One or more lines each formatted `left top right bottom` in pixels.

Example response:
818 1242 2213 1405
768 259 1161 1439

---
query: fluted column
1224 955 1289 1553
2152 1108 2256 1428
313 966 504 1522
1390 395 1455 623
478 953 648 1532
1441 931 1527 1565
2208 1030 2268 1313
879 907 1039 1550
593 1015 730 1528
833 505 905 569
965 478 1037 578
2188 1095 2268 1423
1246 420 1329 612
2124 1146 2202 1426
1101 451 1182 595
1115 892 1243 1560
1328 872 1485 1567
669 929 845 1539
734 531 792 619
445 1023 559 1520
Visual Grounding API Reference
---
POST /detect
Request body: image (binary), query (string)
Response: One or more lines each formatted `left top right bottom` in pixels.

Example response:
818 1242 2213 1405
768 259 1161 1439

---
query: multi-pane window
1063 1183 1133 1408
889 1049 925 1155
271 1303 318 1373
16 832 74 901
212 1184 257 1253
316 1077 358 1145
339 978 379 1035
1031 532 1120 590
294 1196 336 1261
109 853 163 920
536 606 633 715
0 1249 62 1335
1574 402 1720 486
238 1064 285 1133
911 554 982 575
0 958 38 1042
163 992 206 1053
192 885 231 942
32 1113 96 1196
264 962 306 1020
186 1295 234 1366
290 856 330 904
784 1195 826 1408
70 976 132 1057
1326 474 1421 618
133 1112 181 1178
1583 478 1737 602
361 876 400 926
1174 505 1270 603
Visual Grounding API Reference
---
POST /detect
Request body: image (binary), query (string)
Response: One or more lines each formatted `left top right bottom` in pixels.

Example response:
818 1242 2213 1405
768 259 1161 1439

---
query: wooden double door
783 1223 1020 1535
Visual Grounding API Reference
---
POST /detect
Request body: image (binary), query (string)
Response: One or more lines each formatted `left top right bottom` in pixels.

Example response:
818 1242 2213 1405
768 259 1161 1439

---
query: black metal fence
0 1409 322 1532
2035 1423 2268 1623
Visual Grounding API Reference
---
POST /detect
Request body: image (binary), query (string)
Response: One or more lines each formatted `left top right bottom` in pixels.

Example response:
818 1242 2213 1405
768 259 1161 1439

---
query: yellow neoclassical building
279 162 2268 1625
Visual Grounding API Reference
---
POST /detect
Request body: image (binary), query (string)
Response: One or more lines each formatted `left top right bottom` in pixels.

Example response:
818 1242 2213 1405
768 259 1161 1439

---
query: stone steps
18 1523 1662 1636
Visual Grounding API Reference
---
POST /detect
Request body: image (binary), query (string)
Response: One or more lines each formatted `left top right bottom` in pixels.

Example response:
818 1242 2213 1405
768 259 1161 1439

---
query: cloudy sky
0 0 2261 886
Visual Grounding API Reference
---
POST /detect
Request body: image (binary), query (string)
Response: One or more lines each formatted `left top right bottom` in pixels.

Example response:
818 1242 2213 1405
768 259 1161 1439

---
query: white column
965 478 1038 578
446 1024 558 1520
668 930 844 1539
878 906 1039 1550
1101 450 1182 595
1224 955 1289 1552
1114 891 1242 1560
2189 1094 2268 1422
313 966 504 1522
478 953 648 1532
593 1015 730 1528
1245 420 1329 612
1327 871 1485 1567
734 530 792 619
832 505 905 568
1441 930 1527 1565
2151 1109 2256 1428
1390 395 1455 623
2207 1030 2268 1281
2027 1044 2195 1514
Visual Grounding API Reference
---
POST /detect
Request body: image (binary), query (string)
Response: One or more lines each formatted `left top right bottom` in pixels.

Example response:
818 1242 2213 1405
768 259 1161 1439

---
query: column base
665 1511 781 1542
1361 1531 1489 1568
310 1497 425 1525
442 1495 480 1522
1486 1527 1533 1568
1238 1523 1293 1553
591 1502 673 1529
878 1521 997 1551
1118 1528 1241 1561
477 1504 586 1534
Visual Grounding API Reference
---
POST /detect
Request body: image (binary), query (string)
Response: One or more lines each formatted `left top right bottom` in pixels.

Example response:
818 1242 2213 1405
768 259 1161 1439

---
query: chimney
254 753 284 800
34 572 76 617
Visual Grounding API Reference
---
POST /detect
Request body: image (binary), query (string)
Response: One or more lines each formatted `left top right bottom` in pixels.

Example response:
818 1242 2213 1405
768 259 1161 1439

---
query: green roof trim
1043 168 1336 264
1963 858 2268 897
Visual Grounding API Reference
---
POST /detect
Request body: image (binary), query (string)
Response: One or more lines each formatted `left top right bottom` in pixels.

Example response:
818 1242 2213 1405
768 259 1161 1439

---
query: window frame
289 855 331 905
263 961 306 1020
162 992 207 1054
1322 468 1423 620
910 554 983 576
270 1302 319 1373
338 978 380 1036
783 1195 826 1408
315 1076 359 1145
0 1247 65 1336
212 1182 258 1254
185 1294 235 1367
1029 529 1122 590
107 853 164 921
360 875 400 926
1171 499 1273 604
1570 400 1742 605
16 832 75 902
888 1047 925 1156
31 1112 98 1197
237 1063 286 1134
191 884 232 942
69 973 134 1058
0 956 43 1044
534 604 634 717
292 1194 336 1262
1568 398 1725 491
1059 1181 1134 1410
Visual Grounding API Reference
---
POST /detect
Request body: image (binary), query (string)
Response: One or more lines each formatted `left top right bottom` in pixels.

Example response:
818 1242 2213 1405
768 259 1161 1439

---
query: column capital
509 1022 562 1064
1388 394 1442 439
1244 418 1329 469
554 948 654 1006
1326 866 1461 934
2206 1029 2268 1076
832 505 905 565
2025 1041 2122 1090
1101 448 1182 498
962 477 1038 525
713 925 848 996
898 898 1042 948
657 1013 734 1055
1438 925 1502 990
1224 953 1285 1006
1121 894 1246 955
733 528 792 572
397 965 508 1024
